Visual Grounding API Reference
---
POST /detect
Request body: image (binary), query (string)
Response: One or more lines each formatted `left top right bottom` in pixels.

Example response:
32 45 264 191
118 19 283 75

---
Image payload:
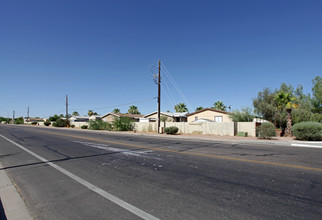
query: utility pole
157 60 161 134
66 94 69 127
27 106 29 122
13 111 15 124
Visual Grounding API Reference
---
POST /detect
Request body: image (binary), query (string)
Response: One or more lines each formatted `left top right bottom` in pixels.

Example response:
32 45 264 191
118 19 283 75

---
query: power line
161 83 176 109
161 63 193 110
69 97 156 111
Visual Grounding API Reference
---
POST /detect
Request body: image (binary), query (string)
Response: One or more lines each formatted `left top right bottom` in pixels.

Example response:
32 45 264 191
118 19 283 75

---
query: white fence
133 121 256 137
71 122 89 128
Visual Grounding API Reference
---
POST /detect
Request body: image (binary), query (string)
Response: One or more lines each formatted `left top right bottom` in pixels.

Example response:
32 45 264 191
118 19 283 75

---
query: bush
31 121 38 125
311 113 322 123
89 120 112 130
14 117 24 124
292 122 322 141
71 124 75 128
52 119 69 127
164 126 179 135
44 121 51 126
81 125 88 129
256 123 276 139
112 117 133 131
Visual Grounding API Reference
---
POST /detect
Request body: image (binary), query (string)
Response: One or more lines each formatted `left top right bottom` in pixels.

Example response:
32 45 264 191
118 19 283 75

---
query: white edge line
0 135 159 220
291 143 322 149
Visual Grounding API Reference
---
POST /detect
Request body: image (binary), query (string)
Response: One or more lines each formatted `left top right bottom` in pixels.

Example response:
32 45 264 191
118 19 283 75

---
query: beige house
186 108 232 123
102 113 143 123
144 111 188 122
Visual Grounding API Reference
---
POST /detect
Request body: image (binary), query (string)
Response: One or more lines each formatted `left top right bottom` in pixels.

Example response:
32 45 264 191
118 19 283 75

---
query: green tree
195 106 204 111
160 115 169 131
274 86 298 137
253 88 283 126
312 76 322 113
72 111 79 116
14 117 24 124
113 108 120 113
212 101 227 111
128 105 141 114
229 107 255 122
174 103 188 113
49 114 60 122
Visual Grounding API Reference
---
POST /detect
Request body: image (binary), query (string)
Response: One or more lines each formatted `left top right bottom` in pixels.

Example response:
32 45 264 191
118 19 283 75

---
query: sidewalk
0 163 33 220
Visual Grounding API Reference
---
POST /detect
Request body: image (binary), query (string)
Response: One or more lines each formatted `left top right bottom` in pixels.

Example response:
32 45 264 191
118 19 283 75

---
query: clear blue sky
1 0 321 118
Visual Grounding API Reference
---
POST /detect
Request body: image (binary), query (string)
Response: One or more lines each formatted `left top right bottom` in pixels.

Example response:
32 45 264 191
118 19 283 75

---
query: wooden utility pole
27 106 29 122
66 95 69 127
157 60 161 133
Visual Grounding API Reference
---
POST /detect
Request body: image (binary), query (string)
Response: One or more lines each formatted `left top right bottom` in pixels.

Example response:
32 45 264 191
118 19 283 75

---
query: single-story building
143 111 188 122
186 108 232 123
102 113 144 123
69 116 90 123
24 117 45 124
89 115 102 121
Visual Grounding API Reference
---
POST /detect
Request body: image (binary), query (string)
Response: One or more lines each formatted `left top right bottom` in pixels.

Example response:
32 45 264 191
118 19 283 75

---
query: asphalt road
0 125 322 220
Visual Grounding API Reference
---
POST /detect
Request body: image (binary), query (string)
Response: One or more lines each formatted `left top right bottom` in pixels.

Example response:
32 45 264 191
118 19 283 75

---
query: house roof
102 112 144 119
186 108 229 117
89 115 102 119
70 116 90 120
143 111 188 118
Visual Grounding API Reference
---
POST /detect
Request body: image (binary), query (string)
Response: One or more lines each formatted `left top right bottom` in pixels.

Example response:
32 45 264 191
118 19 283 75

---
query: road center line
38 130 322 172
0 135 159 220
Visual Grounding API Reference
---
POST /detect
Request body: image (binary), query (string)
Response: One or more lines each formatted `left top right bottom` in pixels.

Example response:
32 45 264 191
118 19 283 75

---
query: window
214 116 223 122
195 116 198 121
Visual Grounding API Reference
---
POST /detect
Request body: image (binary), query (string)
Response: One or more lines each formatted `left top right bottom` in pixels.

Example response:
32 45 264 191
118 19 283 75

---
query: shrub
71 124 75 128
14 117 24 124
81 125 88 129
292 122 322 141
31 121 38 125
164 126 179 135
256 122 276 139
89 120 112 130
52 119 69 127
310 113 322 123
44 121 51 126
112 117 133 131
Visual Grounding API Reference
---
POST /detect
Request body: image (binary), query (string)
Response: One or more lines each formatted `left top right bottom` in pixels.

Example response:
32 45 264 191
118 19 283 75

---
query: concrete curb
0 163 33 220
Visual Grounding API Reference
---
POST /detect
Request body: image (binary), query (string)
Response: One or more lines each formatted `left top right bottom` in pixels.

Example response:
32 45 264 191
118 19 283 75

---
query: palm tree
274 91 298 137
87 110 98 116
72 111 79 116
88 110 94 116
212 101 227 111
160 115 169 132
128 105 141 114
174 103 188 113
195 106 203 111
113 108 120 113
